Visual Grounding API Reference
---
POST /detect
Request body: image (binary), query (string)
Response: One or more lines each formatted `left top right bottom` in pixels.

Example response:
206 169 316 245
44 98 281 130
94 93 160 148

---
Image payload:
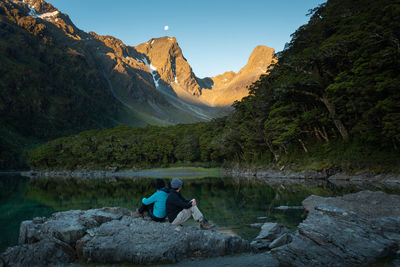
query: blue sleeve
142 191 158 205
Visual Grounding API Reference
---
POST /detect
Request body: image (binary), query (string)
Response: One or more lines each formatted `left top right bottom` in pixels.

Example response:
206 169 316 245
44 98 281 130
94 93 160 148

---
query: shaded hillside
0 0 121 168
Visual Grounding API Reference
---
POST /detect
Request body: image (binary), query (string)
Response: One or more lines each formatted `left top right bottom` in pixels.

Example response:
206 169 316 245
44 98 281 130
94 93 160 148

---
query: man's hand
190 199 197 206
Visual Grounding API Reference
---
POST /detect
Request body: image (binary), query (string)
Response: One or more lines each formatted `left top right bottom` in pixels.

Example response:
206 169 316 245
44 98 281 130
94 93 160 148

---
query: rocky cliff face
135 37 204 97
134 37 276 107
204 45 276 106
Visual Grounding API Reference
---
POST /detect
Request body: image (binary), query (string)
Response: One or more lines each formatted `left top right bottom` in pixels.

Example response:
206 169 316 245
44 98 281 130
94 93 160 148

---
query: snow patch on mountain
149 64 157 71
142 57 160 88
38 10 59 19
28 6 37 17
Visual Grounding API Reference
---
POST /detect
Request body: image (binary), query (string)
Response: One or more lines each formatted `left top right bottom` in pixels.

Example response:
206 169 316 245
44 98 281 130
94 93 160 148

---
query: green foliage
26 122 228 170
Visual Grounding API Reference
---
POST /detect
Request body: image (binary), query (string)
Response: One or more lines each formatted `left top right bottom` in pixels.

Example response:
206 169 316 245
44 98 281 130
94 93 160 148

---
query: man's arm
172 194 192 209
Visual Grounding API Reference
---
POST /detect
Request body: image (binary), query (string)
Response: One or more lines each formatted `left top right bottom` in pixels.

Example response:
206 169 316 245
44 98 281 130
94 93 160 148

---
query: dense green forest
23 0 400 173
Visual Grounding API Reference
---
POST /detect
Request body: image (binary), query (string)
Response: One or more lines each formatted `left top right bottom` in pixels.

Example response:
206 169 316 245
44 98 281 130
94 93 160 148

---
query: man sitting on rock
166 178 214 230
132 178 169 222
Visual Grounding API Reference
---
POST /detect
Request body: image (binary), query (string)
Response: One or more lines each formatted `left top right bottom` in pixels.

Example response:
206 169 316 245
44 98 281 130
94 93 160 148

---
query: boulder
250 223 291 250
18 207 130 246
302 190 400 217
2 207 250 265
268 233 291 249
76 216 250 264
274 191 400 266
1 238 75 266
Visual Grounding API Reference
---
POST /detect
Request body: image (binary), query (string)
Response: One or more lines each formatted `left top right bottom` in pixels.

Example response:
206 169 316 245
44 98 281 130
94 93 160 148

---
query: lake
0 172 393 253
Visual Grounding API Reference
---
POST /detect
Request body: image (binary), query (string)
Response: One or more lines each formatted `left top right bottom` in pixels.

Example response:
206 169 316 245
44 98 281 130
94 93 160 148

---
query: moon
164 25 169 31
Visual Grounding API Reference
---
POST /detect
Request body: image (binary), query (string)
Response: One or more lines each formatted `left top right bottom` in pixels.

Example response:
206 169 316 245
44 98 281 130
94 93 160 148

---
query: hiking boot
200 219 215 230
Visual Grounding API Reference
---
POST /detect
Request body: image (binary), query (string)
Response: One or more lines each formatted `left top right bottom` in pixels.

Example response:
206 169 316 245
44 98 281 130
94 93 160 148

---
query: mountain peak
147 36 177 44
135 36 202 96
22 0 56 14
137 36 180 56
239 45 275 74
14 0 85 40
198 45 276 106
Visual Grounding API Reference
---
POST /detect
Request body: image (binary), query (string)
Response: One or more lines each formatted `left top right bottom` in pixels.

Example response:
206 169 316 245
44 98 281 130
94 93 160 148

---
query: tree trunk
315 126 329 143
265 139 279 161
321 96 349 140
313 127 322 141
321 126 330 142
298 139 309 153
292 90 350 140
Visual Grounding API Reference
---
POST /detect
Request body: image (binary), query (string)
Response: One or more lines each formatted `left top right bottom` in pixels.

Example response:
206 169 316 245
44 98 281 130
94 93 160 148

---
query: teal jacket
142 187 169 218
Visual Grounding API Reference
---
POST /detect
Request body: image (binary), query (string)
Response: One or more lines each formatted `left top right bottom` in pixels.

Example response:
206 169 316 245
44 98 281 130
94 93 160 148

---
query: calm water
0 173 390 253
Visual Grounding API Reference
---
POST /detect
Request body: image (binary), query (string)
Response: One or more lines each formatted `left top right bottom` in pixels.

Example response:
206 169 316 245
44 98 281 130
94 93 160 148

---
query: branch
290 89 323 102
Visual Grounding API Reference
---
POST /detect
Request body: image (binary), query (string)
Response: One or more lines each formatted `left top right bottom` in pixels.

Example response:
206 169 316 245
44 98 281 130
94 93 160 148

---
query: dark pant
138 203 165 222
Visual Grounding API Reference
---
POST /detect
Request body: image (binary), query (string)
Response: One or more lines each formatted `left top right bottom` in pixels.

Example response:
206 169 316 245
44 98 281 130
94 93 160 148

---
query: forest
26 0 400 173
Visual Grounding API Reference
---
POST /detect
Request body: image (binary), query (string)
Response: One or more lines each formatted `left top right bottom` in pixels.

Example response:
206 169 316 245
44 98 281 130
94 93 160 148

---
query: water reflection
0 175 54 253
1 174 396 253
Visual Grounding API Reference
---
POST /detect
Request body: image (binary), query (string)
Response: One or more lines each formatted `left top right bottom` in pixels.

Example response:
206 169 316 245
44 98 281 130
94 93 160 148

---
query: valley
0 0 275 169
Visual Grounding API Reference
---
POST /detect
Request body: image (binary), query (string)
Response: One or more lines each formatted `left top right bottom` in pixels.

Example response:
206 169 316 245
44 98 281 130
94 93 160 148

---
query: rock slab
274 191 400 266
302 190 400 217
250 223 291 250
77 217 250 264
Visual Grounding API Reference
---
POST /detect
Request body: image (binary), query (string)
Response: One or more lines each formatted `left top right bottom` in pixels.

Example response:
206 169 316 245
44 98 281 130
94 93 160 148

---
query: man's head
171 178 183 191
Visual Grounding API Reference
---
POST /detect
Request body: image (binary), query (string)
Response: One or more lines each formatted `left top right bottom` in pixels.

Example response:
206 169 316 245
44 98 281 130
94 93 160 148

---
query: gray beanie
171 178 183 189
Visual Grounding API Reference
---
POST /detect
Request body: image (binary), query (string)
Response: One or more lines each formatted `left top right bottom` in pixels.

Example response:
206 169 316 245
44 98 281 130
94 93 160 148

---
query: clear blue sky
47 0 326 78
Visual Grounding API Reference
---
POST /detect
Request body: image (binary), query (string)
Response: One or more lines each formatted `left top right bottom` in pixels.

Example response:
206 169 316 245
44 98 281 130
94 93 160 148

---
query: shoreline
15 167 400 190
223 168 400 190
19 166 222 179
